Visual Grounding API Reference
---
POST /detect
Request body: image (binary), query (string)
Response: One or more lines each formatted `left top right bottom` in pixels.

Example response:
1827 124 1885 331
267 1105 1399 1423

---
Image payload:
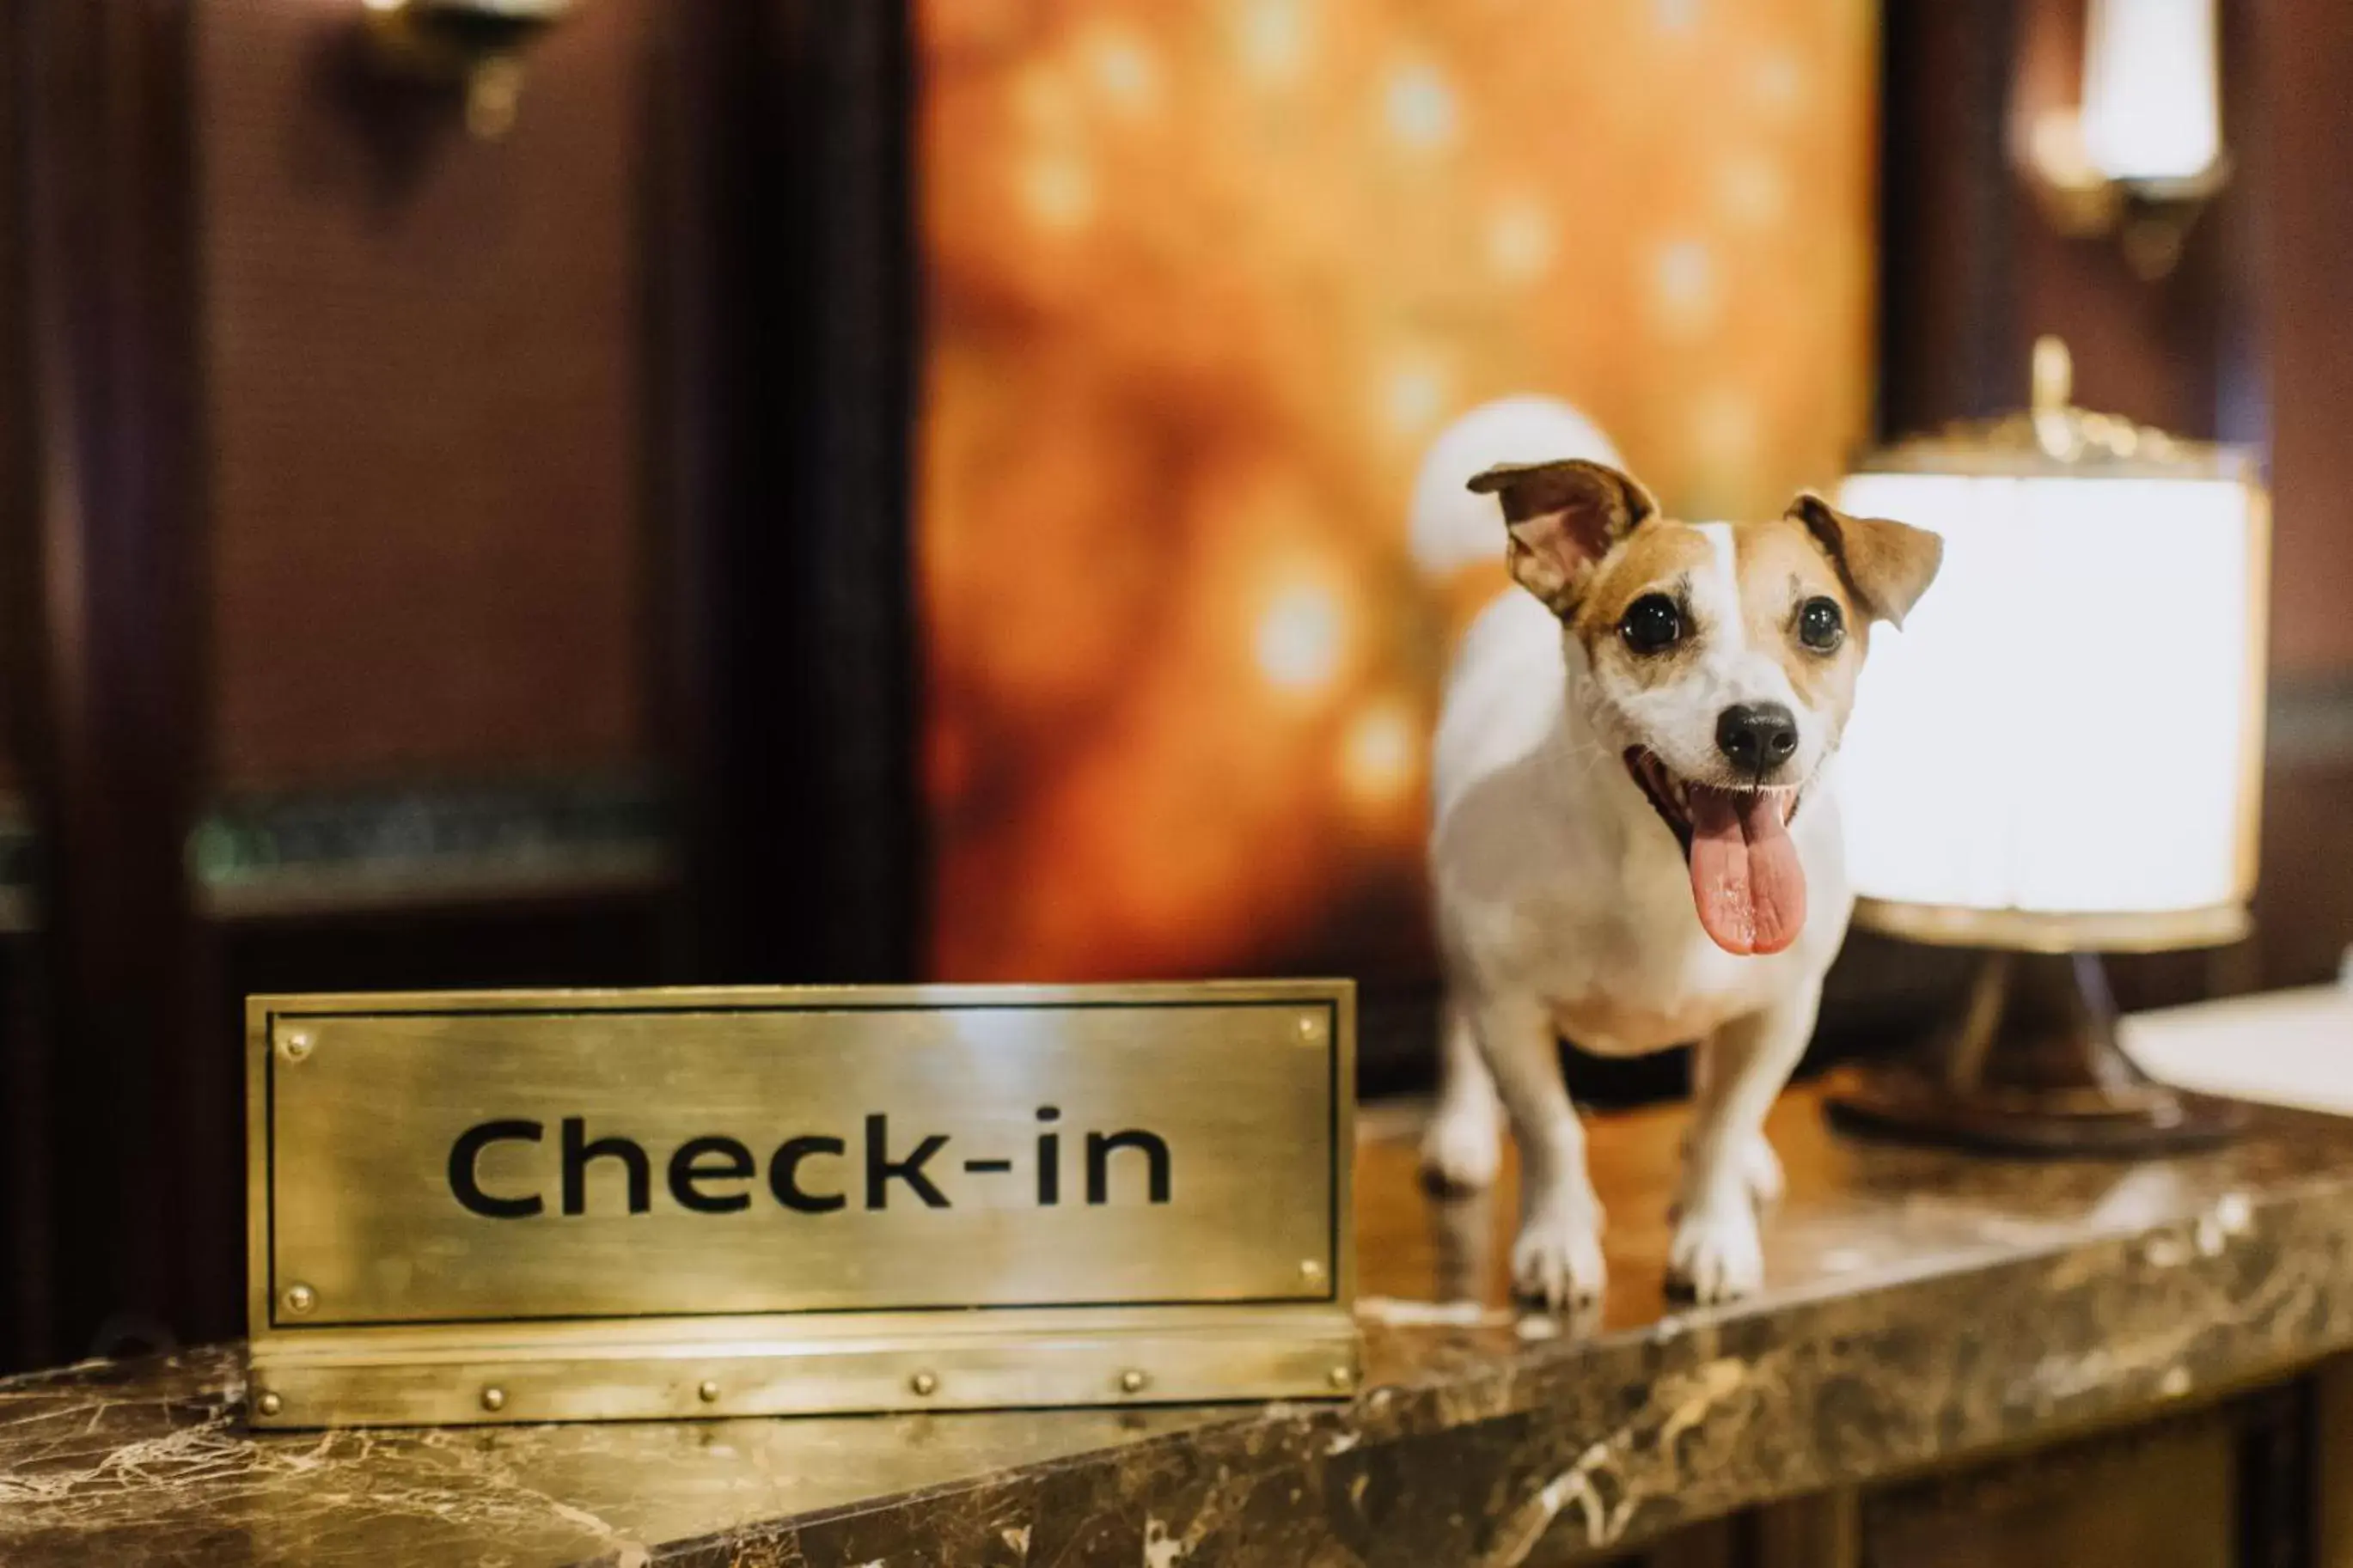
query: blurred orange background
919 0 1879 983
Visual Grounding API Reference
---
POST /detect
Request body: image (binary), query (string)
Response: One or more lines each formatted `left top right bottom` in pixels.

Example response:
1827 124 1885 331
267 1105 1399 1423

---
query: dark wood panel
669 0 920 985
196 0 655 790
2247 754 2353 992
2319 1356 2353 1568
2 0 220 1366
0 0 28 1369
1875 0 2021 437
221 894 666 1001
2255 1 2353 677
1862 1407 2239 1568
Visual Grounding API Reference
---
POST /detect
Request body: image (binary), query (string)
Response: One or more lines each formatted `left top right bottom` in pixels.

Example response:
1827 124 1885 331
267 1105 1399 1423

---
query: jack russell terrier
1419 439 1940 1307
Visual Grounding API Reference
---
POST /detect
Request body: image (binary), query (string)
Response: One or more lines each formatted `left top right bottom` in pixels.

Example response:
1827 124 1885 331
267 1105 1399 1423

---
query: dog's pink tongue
1687 790 1806 956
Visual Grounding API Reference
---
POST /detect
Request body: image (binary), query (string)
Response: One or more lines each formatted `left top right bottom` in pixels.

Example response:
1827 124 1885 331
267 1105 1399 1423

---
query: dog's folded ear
1788 492 1943 629
1468 460 1658 614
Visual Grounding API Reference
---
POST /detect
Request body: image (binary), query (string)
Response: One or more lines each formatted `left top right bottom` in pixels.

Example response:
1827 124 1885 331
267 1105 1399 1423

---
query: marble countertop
9 1072 2353 1566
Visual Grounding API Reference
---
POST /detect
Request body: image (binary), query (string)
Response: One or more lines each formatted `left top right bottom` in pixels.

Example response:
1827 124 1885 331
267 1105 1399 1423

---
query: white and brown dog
1421 444 1940 1306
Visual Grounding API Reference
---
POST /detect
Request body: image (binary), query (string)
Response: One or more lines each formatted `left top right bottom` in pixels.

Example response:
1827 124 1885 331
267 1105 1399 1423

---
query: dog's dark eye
1619 595 1684 655
1797 596 1844 652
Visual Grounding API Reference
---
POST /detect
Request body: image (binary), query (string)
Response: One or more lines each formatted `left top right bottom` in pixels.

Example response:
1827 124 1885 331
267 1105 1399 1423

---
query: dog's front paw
1665 1201 1763 1303
1737 1133 1784 1209
1511 1199 1607 1309
1678 1131 1785 1210
1419 1102 1502 1194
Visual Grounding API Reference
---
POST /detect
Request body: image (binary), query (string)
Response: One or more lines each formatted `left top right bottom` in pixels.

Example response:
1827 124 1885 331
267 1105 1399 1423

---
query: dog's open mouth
1624 748 1807 958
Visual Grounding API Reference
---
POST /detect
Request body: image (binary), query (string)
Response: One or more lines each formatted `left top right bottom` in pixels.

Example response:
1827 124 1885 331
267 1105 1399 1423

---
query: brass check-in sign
246 983 1357 1428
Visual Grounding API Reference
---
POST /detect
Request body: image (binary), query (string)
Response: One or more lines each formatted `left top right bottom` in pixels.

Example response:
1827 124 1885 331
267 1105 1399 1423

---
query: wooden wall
197 0 656 792
0 0 919 1370
3 0 219 1370
2256 3 2353 679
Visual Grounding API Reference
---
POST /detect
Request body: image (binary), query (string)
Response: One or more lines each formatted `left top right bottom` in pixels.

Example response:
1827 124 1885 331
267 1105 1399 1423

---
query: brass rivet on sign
1296 1014 1324 1042
280 1028 315 1063
909 1370 938 1397
1119 1368 1149 1394
254 1391 283 1417
697 1380 721 1404
480 1386 507 1412
282 1283 316 1315
1328 1364 1354 1390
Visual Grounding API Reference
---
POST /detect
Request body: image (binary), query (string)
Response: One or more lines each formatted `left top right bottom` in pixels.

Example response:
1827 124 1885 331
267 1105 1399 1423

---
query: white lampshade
2080 0 2222 187
1835 350 2268 950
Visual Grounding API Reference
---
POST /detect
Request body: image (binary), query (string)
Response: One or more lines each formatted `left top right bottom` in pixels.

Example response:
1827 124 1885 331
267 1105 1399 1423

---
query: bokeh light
1256 576 1348 695
1340 697 1421 815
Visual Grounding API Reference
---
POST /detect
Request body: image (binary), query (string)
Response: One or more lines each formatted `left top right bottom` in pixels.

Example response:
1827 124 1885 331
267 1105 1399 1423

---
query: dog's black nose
1716 703 1799 774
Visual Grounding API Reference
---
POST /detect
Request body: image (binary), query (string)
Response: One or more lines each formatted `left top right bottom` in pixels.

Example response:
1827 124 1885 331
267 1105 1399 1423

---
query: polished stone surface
9 1075 2353 1565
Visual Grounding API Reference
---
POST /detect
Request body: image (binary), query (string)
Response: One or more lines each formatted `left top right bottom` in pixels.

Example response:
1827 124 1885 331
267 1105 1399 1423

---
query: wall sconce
2016 0 2228 278
361 0 579 141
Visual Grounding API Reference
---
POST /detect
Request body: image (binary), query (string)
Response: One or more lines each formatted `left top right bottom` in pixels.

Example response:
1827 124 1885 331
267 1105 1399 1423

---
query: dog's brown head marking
1786 491 1943 630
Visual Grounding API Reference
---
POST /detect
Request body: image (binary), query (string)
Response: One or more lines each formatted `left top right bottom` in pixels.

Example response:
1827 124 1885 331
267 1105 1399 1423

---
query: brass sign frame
246 982 1358 1429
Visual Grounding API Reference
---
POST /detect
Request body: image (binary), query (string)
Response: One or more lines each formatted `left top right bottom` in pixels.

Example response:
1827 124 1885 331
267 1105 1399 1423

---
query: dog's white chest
1542 924 1806 1054
1497 839 1824 1052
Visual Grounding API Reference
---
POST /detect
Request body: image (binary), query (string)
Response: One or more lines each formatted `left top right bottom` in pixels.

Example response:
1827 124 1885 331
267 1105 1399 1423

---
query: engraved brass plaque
246 983 1357 1428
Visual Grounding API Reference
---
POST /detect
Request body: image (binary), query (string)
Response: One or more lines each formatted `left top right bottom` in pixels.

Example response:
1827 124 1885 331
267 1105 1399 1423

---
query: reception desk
6 1075 2353 1565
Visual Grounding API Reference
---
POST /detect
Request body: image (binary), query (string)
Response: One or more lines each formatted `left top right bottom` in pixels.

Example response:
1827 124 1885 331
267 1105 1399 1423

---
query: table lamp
1826 339 2269 1152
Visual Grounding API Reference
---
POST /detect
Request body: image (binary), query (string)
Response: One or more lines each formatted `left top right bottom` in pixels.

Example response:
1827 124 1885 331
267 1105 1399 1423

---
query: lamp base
1827 949 2247 1156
